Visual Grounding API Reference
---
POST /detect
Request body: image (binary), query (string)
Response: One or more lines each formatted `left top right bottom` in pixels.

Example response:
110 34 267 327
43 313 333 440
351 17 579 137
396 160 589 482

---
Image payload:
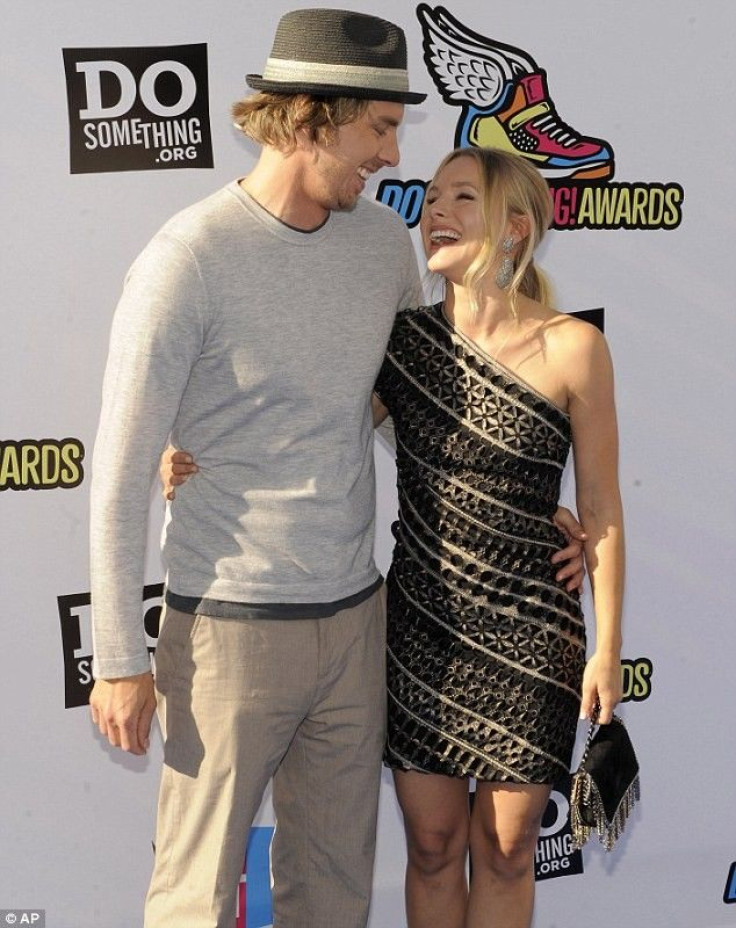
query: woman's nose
428 198 446 218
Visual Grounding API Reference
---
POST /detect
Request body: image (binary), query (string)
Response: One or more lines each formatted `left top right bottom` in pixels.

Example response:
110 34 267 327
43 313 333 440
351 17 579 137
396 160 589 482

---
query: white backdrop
2 2 735 926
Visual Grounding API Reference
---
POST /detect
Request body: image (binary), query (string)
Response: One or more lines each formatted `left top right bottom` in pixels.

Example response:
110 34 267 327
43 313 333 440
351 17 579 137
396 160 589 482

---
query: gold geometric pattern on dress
375 304 586 783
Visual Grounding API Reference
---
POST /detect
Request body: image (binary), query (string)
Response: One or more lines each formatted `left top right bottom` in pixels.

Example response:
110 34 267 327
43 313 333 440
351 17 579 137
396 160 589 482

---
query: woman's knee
406 822 469 877
395 771 470 878
470 825 538 882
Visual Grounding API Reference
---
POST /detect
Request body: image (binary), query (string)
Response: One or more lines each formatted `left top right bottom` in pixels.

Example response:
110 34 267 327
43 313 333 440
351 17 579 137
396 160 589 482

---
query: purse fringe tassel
570 770 641 852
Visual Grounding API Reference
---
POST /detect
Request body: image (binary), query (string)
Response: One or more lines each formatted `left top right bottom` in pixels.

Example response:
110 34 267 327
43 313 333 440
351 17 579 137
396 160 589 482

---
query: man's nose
379 132 400 168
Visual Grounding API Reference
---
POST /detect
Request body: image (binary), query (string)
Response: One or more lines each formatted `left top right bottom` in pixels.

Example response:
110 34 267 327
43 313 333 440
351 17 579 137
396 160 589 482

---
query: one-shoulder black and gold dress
375 304 586 784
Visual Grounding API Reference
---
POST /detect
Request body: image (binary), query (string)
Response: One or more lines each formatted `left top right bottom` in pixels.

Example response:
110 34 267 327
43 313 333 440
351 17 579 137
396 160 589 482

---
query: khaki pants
144 588 387 928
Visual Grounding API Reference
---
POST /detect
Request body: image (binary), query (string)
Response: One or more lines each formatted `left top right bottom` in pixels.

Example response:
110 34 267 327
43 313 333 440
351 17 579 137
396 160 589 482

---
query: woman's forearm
578 494 625 654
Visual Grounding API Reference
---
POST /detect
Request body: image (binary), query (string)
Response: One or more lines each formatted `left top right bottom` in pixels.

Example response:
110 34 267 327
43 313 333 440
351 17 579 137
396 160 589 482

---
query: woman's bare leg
465 782 551 928
394 769 471 928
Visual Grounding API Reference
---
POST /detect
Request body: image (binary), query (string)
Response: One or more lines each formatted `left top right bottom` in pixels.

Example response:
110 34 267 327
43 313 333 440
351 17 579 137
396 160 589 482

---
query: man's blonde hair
232 92 370 152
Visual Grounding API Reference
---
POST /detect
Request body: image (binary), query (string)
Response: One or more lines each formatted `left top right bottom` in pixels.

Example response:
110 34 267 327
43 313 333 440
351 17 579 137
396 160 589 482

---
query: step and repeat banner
2 1 734 926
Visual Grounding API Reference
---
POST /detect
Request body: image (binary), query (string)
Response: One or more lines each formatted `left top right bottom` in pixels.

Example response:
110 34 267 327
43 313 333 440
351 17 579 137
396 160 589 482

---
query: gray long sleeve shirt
90 181 421 679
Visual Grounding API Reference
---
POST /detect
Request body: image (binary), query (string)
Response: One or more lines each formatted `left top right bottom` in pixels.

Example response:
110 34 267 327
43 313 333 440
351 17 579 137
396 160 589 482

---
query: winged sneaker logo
377 5 683 231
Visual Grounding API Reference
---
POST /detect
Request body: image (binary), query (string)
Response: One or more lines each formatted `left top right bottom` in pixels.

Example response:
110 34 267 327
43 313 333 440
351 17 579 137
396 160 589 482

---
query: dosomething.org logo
535 775 584 881
378 5 684 231
58 583 163 708
62 44 213 174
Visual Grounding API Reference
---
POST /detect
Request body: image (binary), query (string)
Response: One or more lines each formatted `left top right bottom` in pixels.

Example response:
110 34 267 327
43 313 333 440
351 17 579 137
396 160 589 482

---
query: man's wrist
100 670 154 684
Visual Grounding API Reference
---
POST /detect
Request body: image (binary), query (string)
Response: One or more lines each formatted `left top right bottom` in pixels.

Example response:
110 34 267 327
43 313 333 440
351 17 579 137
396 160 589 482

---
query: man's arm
90 232 207 752
551 505 587 592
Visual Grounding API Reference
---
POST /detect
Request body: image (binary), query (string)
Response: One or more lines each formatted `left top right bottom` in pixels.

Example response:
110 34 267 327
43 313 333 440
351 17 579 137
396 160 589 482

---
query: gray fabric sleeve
90 233 207 678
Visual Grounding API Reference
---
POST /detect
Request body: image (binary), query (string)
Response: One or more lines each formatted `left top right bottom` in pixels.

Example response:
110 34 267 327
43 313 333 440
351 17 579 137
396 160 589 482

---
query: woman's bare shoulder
541 308 608 359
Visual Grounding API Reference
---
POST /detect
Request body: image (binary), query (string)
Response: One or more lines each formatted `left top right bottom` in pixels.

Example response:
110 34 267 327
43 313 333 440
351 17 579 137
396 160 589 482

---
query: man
89 9 583 927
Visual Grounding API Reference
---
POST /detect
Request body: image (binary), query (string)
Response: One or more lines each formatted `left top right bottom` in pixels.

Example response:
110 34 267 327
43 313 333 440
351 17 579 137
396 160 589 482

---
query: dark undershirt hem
165 576 383 620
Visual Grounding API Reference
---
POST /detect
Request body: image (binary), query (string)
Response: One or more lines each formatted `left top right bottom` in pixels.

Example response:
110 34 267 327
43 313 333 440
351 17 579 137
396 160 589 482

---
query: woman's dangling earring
495 237 515 289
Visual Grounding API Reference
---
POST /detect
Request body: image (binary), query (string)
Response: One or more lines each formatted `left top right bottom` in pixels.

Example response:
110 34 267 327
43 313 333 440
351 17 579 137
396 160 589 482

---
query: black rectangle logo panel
63 44 213 173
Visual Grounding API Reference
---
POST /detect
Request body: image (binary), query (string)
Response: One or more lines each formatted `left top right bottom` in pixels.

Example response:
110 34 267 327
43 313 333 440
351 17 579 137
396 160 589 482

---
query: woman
162 147 624 928
371 147 624 928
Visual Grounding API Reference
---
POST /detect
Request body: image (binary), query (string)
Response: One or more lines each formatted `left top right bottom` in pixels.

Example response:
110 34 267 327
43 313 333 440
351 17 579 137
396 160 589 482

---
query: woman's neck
445 283 517 338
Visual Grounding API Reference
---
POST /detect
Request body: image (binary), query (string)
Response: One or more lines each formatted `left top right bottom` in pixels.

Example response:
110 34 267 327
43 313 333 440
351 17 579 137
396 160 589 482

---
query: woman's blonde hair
429 147 554 310
232 92 370 153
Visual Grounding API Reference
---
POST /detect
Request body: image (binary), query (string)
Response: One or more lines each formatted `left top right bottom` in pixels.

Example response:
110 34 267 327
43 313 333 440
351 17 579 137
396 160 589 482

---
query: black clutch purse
570 710 640 851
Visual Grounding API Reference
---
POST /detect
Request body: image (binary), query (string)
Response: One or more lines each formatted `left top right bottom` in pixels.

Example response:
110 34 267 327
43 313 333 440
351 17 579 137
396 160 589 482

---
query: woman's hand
160 446 197 501
580 650 622 724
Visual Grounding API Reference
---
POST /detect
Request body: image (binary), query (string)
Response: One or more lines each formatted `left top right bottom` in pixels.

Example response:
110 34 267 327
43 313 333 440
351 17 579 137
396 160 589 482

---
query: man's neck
240 147 329 232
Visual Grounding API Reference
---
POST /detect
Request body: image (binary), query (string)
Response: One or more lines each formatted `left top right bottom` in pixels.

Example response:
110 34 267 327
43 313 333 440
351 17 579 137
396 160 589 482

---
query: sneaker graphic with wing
418 4 614 180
